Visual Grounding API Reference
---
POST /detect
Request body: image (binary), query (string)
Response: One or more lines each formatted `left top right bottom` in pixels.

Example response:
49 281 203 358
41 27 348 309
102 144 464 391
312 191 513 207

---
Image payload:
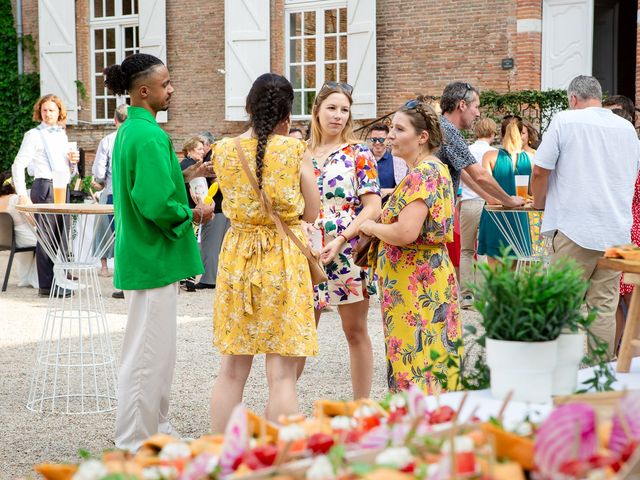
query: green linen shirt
112 106 203 290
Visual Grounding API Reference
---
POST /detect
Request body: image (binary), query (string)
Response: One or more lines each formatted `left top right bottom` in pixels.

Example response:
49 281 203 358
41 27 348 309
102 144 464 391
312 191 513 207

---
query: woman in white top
11 94 78 296
0 172 38 288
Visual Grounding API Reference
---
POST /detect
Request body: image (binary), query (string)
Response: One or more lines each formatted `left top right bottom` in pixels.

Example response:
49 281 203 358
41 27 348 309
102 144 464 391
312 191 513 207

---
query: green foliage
75 80 88 101
0 0 40 173
480 89 569 134
470 250 590 342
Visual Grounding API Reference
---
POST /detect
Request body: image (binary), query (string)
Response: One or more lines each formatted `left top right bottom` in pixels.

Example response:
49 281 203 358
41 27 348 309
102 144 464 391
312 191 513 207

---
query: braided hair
245 73 294 188
103 53 164 95
399 95 444 152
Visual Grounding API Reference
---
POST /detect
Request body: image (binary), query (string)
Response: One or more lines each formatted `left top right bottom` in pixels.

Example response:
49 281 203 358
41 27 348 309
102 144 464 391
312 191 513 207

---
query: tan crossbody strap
234 138 319 263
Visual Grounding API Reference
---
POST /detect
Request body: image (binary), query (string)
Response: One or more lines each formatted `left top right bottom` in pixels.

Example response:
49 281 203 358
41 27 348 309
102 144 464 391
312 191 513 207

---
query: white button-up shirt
92 131 116 196
11 124 72 196
536 107 640 251
463 139 497 201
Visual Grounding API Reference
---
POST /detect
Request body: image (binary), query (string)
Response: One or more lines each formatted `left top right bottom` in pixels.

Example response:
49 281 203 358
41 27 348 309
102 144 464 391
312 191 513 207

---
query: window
90 0 139 122
285 1 348 118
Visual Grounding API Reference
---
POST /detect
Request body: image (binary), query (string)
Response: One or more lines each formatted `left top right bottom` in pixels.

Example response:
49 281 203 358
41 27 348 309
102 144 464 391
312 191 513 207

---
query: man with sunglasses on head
368 124 408 202
437 82 525 208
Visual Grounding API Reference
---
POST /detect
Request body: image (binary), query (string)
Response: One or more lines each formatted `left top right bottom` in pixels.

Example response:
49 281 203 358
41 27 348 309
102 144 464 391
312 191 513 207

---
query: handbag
234 138 327 286
353 219 380 268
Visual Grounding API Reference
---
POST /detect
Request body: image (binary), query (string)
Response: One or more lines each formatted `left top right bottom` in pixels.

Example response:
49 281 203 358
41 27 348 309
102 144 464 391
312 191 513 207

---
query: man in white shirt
460 118 497 308
532 75 640 358
93 103 128 282
11 94 78 297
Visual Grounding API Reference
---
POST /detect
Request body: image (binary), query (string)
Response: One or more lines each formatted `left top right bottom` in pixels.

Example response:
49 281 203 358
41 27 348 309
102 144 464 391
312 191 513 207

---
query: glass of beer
515 175 530 199
52 170 69 204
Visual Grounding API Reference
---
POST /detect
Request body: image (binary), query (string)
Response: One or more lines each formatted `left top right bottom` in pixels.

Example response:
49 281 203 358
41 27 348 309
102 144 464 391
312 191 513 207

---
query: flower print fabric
313 143 380 307
212 135 318 356
376 159 464 393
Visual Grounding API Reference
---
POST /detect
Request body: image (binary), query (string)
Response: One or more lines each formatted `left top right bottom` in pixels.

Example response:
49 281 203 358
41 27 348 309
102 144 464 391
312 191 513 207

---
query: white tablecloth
434 357 640 425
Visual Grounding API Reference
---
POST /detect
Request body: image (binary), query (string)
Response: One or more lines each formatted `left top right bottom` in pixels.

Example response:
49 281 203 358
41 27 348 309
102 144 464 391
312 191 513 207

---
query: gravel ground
0 250 482 479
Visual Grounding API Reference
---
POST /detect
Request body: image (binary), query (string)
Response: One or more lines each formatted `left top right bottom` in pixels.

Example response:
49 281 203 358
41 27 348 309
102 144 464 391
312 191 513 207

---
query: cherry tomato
429 406 455 424
252 444 278 467
361 415 381 431
307 433 335 455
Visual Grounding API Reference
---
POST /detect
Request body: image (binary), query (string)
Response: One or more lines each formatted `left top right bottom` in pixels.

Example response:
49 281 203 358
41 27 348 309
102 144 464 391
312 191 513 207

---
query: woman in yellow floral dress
360 98 464 393
209 74 320 431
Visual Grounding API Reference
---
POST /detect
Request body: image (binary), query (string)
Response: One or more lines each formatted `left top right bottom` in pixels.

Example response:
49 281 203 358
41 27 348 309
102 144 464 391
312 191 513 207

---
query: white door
139 0 168 123
39 0 78 125
347 0 376 119
224 0 271 121
541 0 594 90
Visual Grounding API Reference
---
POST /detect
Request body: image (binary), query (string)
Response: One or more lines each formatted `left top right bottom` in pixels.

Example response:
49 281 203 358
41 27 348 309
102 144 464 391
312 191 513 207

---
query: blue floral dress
313 144 380 308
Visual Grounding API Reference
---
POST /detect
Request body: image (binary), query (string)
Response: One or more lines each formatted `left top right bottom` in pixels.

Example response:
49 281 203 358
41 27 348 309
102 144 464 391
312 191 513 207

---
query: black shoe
194 282 215 290
39 287 72 298
112 290 124 299
181 280 196 292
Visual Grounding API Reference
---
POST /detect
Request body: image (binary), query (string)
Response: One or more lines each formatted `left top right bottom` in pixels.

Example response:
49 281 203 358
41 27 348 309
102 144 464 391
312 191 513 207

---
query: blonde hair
33 94 67 124
501 117 523 155
474 118 497 139
182 135 205 156
308 85 359 150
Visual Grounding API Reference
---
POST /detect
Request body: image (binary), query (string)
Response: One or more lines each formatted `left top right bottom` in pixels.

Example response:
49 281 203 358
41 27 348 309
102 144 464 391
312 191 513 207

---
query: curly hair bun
103 53 164 95
103 64 127 95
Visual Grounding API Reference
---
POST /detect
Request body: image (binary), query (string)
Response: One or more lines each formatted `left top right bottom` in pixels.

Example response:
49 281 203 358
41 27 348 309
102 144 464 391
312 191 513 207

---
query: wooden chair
0 212 36 292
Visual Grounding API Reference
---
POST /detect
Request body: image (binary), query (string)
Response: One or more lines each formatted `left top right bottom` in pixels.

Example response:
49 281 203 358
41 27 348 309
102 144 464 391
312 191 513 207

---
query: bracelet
338 233 349 243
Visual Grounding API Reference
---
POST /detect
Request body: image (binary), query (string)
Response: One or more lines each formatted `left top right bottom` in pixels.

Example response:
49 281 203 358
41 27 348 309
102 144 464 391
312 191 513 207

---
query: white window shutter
541 0 594 90
347 0 376 119
224 0 270 121
139 0 168 123
38 0 78 125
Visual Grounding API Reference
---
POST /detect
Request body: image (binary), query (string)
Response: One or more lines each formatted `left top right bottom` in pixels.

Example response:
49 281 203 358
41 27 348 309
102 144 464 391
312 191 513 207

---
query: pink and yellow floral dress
376 158 464 393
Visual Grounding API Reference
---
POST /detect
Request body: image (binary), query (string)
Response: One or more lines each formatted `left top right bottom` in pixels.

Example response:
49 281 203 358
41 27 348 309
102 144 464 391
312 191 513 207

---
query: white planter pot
486 338 559 403
552 333 586 395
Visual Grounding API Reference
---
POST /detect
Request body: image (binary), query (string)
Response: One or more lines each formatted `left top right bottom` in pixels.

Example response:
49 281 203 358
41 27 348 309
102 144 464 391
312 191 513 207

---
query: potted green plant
471 251 592 403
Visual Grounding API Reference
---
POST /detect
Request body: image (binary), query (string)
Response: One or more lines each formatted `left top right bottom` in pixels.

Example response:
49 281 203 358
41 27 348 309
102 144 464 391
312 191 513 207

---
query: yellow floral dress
377 159 463 393
212 136 318 356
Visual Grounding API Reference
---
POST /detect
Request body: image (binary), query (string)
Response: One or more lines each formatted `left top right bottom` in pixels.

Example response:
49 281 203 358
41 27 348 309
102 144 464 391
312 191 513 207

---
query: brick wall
375 0 518 117
515 0 542 90
12 0 640 163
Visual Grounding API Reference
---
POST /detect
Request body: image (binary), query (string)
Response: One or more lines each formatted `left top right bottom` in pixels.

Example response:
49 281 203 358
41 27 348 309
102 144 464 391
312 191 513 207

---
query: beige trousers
551 231 620 359
459 198 486 298
115 282 179 452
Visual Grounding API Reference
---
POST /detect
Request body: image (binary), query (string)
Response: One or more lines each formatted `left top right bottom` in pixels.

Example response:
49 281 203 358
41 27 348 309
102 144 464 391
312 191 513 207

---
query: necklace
314 142 343 161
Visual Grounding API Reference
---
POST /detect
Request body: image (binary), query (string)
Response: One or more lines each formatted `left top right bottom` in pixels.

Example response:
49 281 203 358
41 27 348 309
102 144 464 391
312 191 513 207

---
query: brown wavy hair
32 94 67 124
308 85 359 150
397 95 443 153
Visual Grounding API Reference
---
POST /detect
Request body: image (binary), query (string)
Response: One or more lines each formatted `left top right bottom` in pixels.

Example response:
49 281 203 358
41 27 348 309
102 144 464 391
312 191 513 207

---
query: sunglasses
368 137 386 144
320 81 354 95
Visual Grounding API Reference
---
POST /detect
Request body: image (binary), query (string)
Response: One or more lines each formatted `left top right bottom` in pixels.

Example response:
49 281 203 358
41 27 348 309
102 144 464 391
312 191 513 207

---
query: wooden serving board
598 257 640 275
15 203 113 215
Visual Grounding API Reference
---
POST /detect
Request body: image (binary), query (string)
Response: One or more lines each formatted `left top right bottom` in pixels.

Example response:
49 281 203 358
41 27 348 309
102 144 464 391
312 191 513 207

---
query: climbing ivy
480 89 569 134
0 0 41 173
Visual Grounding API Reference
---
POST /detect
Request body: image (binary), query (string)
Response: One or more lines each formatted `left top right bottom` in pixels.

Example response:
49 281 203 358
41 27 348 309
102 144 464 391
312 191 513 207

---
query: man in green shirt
104 53 214 451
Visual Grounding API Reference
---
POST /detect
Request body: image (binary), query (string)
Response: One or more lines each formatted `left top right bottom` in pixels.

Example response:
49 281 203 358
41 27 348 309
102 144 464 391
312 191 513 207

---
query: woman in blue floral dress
301 82 381 399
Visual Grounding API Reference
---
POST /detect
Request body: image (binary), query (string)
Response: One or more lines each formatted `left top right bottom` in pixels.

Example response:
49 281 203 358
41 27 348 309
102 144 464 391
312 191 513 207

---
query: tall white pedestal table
17 203 117 414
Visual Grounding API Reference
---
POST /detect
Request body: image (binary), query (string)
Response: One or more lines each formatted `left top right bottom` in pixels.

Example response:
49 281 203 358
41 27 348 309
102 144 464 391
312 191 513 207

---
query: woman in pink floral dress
360 98 463 393
301 82 381 400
